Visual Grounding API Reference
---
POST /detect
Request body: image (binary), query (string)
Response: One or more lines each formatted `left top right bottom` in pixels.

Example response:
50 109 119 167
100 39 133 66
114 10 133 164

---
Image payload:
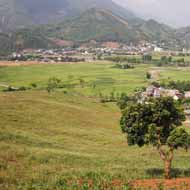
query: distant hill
176 27 190 49
137 19 179 49
39 9 181 47
43 9 147 43
0 29 54 55
0 0 136 32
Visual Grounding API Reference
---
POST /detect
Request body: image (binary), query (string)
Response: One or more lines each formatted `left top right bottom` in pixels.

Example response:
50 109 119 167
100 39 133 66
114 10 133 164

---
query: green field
1 62 190 95
1 62 190 189
0 62 150 96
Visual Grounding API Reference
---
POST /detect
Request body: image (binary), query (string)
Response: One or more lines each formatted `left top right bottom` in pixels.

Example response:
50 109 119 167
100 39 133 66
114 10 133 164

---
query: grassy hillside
1 62 190 189
1 91 190 190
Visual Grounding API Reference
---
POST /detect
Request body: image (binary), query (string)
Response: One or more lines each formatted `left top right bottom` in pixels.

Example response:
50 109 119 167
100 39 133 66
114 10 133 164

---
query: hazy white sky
114 0 190 27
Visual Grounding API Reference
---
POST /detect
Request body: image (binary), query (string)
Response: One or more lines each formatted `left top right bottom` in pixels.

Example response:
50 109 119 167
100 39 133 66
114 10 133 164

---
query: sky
114 0 190 28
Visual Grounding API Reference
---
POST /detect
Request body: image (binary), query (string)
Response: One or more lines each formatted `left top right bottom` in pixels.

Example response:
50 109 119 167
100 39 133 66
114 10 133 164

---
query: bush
146 72 151 79
46 77 61 93
30 83 38 88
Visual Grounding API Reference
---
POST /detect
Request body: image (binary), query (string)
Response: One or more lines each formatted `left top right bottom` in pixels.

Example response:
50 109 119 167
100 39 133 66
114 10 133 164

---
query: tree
146 72 151 79
117 93 130 110
120 97 190 179
79 78 85 88
46 77 61 93
143 54 152 62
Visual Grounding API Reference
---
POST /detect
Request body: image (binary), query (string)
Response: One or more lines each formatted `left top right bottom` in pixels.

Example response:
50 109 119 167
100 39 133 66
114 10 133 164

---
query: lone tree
120 97 190 179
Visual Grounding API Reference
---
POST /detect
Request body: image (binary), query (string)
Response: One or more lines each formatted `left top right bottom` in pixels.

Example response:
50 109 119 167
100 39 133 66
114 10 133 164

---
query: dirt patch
101 41 120 49
131 178 190 190
148 70 161 80
0 61 82 67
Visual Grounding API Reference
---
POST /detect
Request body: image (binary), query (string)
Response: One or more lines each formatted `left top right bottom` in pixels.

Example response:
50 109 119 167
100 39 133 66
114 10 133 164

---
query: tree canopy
120 97 190 179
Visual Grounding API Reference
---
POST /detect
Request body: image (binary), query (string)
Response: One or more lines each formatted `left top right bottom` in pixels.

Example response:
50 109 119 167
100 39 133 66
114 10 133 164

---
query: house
164 90 183 100
141 86 183 101
184 109 190 120
154 47 163 52
153 88 161 98
185 91 190 99
146 85 156 96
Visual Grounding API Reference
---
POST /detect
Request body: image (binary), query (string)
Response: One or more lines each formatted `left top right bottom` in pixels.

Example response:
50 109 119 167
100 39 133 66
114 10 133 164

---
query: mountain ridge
0 8 190 54
0 0 136 32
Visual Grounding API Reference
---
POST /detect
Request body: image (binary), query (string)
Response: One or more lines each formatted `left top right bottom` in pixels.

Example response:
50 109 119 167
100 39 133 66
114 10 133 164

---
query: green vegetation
160 80 190 93
0 29 55 56
1 62 190 189
0 62 149 95
105 54 190 67
112 63 135 69
1 61 190 96
1 91 190 190
120 97 190 179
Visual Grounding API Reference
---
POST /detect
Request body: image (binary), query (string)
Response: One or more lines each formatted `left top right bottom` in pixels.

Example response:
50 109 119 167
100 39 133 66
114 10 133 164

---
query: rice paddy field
1 61 190 189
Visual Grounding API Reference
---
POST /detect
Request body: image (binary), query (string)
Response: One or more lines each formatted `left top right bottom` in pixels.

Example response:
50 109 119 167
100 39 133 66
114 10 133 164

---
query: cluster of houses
139 85 190 119
141 85 190 101
1 40 190 63
141 85 190 118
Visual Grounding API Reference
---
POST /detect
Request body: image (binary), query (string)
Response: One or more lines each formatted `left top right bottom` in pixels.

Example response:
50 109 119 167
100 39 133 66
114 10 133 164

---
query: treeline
105 55 190 67
8 54 85 62
112 63 134 69
152 80 190 93
105 56 141 63
155 56 190 67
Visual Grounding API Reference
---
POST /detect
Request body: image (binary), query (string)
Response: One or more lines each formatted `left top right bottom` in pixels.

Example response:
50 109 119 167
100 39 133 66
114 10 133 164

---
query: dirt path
0 83 9 88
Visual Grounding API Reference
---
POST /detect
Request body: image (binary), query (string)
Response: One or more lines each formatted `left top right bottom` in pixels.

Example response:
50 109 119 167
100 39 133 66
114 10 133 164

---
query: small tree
46 77 61 93
79 78 85 88
146 72 151 79
143 54 152 62
120 97 190 179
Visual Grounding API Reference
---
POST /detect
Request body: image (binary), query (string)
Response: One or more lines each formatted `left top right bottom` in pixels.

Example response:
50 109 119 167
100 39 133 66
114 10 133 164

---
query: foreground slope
0 91 190 189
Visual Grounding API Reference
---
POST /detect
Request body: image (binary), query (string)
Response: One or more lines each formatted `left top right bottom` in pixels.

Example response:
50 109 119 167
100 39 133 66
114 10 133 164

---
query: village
1 41 190 63
141 85 190 119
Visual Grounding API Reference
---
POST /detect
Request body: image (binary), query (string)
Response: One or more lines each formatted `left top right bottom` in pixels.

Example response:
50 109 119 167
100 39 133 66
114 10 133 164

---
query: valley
1 0 190 189
1 61 190 189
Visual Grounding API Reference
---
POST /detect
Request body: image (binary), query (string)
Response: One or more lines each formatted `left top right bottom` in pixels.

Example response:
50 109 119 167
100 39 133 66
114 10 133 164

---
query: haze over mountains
0 0 190 54
115 0 190 28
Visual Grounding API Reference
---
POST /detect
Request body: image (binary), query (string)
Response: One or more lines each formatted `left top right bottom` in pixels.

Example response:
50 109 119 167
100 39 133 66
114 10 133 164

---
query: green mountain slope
44 9 147 43
0 0 136 31
0 29 54 55
0 8 189 54
176 27 190 49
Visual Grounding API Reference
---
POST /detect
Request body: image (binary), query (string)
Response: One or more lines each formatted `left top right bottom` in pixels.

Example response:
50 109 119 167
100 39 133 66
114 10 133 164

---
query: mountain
42 9 147 43
0 8 189 54
176 27 190 49
0 29 54 55
136 19 180 49
40 9 180 47
0 0 136 32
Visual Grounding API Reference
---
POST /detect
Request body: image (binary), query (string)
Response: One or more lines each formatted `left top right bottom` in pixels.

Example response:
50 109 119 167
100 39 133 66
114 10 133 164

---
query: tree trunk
157 144 174 179
164 159 172 179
